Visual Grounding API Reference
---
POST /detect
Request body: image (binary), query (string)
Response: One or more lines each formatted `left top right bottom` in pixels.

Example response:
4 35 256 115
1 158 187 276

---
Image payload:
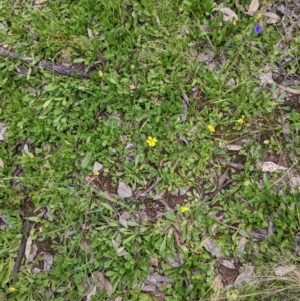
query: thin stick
0 46 99 78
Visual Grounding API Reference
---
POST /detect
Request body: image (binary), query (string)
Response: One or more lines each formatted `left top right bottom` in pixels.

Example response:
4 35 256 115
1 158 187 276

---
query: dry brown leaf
166 253 183 267
259 71 273 85
0 215 7 230
278 85 300 95
80 237 92 252
117 182 132 198
178 96 188 122
120 211 132 220
149 257 159 267
295 235 300 255
87 28 94 39
142 284 157 292
92 161 103 172
25 236 33 259
291 177 300 192
234 266 255 289
0 123 7 142
227 145 242 151
129 84 136 90
112 239 120 249
44 252 53 272
202 237 222 258
119 216 128 229
145 273 173 286
261 161 287 172
27 244 38 262
237 237 248 254
227 78 236 86
274 265 296 277
247 0 259 16
93 271 113 298
218 8 239 22
86 285 97 301
197 52 214 64
153 190 166 200
219 259 235 269
263 12 280 24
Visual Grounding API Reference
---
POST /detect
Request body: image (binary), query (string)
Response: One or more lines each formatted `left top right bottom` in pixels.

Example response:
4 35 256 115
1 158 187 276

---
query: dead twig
12 219 32 282
135 177 162 199
218 158 245 170
0 46 101 78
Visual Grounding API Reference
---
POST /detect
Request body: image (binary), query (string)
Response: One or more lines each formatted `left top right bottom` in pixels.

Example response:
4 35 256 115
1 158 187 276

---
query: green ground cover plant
0 0 300 300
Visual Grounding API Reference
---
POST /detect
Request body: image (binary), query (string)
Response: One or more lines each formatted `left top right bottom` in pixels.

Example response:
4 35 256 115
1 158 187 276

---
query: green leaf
159 235 167 254
81 152 92 169
127 221 140 227
43 99 52 108
73 58 86 63
27 216 41 222
101 202 115 213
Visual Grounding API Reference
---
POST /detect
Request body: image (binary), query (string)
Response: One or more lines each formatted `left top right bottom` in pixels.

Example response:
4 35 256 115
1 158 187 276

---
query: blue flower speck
254 24 262 34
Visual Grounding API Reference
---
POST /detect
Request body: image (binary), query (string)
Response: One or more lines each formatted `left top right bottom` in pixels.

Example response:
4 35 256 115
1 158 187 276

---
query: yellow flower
264 139 270 145
207 125 215 133
181 206 189 213
93 171 99 176
256 13 262 20
237 115 245 125
233 20 237 26
146 136 158 147
8 287 16 293
98 70 103 77
178 7 183 13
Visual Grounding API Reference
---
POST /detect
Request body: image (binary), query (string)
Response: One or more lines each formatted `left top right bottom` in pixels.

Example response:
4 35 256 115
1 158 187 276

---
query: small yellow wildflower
256 13 262 20
264 139 270 145
178 7 183 13
237 115 245 125
8 287 16 293
233 20 237 26
98 70 103 77
146 136 158 147
181 206 189 213
93 171 99 176
208 125 215 133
